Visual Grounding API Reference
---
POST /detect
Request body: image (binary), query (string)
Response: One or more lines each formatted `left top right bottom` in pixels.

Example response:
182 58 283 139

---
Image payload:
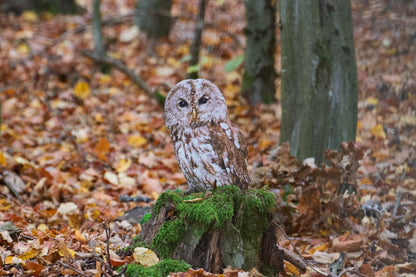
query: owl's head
164 79 228 129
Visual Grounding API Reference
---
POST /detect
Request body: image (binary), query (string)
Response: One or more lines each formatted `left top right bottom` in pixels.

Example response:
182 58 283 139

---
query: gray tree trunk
279 0 358 164
92 0 105 60
186 0 206 79
135 0 173 38
242 0 277 106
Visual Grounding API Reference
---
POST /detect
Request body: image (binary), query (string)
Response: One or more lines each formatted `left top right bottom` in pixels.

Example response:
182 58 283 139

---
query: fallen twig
103 222 114 277
81 50 153 96
275 244 308 273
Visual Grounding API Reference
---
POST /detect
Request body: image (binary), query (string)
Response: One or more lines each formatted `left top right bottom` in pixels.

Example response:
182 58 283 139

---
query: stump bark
139 186 284 275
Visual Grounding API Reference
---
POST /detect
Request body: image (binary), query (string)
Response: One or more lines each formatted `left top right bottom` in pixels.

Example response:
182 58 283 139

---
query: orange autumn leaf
284 261 300 276
25 260 46 277
371 124 386 139
59 245 75 258
307 243 328 254
94 138 110 161
115 158 132 173
73 81 90 100
18 249 39 261
128 135 147 147
0 151 6 166
110 257 127 266
74 229 87 243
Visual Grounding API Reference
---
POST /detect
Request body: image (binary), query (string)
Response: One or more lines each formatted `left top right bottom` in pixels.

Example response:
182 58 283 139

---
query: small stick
103 222 114 277
276 244 307 273
81 50 153 96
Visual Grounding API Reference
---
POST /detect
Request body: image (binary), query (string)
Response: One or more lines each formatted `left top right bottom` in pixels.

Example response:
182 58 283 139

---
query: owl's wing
208 121 250 188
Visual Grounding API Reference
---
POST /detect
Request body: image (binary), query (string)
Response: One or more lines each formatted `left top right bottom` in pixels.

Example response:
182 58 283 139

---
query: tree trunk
279 0 358 164
92 0 107 73
92 0 105 60
242 0 277 106
186 0 206 79
135 0 173 38
0 0 79 14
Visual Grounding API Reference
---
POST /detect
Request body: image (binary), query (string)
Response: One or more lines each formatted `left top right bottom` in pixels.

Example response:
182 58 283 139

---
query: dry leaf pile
0 0 415 276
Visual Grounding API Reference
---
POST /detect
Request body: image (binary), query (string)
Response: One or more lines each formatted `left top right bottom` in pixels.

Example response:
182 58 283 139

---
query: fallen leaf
115 159 132 173
94 137 110 161
104 171 119 185
57 202 78 216
73 81 90 100
0 151 6 166
128 135 147 147
22 11 38 22
371 124 386 139
133 247 159 266
18 249 39 261
25 260 46 277
332 234 364 252
284 260 300 276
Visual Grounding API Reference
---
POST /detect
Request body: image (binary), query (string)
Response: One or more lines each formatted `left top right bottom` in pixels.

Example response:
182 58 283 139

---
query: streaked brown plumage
164 79 250 192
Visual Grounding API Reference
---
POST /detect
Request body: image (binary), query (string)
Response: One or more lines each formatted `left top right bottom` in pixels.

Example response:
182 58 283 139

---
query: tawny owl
164 79 251 192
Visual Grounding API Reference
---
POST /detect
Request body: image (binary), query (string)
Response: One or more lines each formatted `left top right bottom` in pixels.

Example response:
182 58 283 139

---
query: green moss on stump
125 259 190 277
145 185 276 270
152 218 186 259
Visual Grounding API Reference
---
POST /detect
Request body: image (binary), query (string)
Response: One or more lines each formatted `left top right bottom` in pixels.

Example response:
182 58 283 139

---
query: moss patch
149 185 276 264
176 185 241 228
151 218 186 259
125 259 190 277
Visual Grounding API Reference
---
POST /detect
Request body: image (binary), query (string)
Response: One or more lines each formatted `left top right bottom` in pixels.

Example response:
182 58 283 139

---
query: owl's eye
178 100 188 108
198 97 208 105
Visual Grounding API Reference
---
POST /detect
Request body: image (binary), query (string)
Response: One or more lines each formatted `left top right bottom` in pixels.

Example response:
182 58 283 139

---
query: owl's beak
192 108 197 119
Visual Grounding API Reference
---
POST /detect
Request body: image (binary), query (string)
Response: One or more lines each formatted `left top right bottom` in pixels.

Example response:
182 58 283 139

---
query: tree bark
135 0 173 38
242 0 277 106
186 0 206 79
279 0 358 164
92 0 105 60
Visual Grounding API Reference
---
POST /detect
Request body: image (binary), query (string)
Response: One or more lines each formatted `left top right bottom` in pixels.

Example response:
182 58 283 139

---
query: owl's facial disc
164 79 228 129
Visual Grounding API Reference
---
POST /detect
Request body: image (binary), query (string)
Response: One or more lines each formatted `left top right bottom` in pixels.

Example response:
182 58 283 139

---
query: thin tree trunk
92 0 105 60
242 0 277 106
279 0 358 164
186 0 206 79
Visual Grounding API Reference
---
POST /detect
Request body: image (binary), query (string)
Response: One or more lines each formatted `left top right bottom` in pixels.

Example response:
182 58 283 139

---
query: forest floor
0 0 415 276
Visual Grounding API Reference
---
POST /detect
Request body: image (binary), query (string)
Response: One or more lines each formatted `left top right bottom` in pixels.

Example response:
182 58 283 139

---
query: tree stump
139 186 284 275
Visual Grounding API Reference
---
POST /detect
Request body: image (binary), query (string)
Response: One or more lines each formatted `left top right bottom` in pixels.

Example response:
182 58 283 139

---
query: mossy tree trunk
139 186 284 275
242 0 277 106
135 0 173 38
279 0 358 164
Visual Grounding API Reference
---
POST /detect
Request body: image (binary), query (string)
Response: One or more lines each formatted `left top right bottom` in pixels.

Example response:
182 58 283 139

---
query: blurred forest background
0 0 415 276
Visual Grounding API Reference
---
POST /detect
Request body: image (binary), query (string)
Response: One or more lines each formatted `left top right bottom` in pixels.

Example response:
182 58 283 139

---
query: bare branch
81 50 153 96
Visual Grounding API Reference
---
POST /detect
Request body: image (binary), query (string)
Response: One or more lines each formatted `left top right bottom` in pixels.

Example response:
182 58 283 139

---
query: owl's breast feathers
172 121 250 190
